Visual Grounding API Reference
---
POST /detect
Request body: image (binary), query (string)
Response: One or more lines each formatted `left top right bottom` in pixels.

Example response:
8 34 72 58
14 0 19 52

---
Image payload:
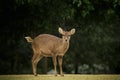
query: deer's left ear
70 28 75 35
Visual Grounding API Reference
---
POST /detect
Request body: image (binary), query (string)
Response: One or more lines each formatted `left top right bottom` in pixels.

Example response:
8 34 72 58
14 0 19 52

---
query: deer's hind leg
32 52 43 76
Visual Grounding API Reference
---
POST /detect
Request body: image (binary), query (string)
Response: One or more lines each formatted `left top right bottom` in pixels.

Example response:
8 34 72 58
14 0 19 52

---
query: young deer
25 27 75 76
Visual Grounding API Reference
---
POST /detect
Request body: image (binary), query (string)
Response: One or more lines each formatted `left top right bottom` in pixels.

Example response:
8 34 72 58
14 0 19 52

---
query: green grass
0 74 120 80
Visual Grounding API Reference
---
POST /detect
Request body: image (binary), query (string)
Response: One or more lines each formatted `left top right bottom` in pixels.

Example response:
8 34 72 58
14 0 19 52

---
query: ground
0 74 120 80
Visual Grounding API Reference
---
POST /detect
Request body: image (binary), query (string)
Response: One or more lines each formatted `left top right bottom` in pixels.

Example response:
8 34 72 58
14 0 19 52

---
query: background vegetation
0 0 120 74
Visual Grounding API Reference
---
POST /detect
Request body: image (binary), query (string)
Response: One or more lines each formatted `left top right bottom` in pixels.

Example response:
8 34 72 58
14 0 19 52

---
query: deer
25 27 75 76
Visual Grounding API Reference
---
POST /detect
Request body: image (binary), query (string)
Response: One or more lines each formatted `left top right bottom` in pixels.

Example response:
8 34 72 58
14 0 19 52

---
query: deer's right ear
58 27 65 35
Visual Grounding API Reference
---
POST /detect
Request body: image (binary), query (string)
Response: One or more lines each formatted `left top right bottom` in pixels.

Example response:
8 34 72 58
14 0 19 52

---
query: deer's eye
67 36 70 39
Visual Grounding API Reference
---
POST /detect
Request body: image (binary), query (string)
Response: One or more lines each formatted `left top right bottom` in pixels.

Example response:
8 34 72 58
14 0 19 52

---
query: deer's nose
65 39 67 42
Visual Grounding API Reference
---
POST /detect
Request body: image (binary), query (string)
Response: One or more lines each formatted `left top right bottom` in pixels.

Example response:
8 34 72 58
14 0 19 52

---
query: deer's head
59 27 75 43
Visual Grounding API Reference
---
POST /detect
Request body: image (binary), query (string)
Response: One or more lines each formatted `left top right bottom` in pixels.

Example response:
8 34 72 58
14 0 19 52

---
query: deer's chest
56 42 69 56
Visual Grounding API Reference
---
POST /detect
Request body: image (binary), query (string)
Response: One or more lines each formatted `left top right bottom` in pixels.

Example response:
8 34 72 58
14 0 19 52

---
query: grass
0 74 120 80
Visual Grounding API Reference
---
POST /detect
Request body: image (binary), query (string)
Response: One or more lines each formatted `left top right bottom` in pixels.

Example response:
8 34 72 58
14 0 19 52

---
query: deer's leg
58 56 64 76
52 55 57 76
32 53 43 76
32 54 37 76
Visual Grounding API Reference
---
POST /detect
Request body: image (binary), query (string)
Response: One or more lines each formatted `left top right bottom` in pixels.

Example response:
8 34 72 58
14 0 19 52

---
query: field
0 74 120 80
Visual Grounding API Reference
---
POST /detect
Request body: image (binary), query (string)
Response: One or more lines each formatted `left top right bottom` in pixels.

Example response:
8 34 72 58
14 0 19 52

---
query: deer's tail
25 36 33 43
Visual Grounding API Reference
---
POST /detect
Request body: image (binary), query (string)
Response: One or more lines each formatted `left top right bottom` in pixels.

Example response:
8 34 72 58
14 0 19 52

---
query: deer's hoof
54 74 57 76
60 74 64 76
34 74 37 76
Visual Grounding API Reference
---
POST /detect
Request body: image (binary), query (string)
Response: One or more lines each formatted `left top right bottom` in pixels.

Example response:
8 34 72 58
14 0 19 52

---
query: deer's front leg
58 56 64 76
52 55 57 76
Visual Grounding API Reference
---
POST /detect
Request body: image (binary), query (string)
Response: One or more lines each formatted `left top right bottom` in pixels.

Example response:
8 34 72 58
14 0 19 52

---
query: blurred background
0 0 120 74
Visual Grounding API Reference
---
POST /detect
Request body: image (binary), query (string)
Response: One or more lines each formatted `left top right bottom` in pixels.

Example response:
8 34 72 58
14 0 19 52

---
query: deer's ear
70 28 75 35
58 27 65 35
